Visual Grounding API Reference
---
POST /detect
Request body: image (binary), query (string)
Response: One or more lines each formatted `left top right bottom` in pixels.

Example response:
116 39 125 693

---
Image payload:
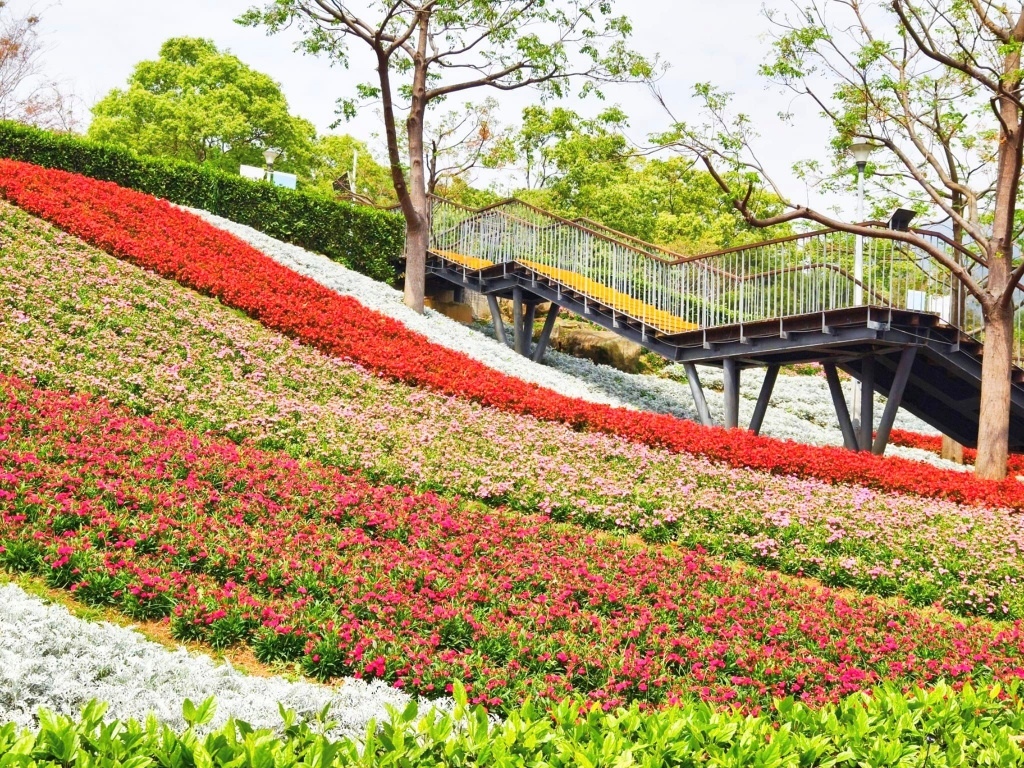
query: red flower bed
1 159 1022 509
5 373 1024 711
889 429 1024 474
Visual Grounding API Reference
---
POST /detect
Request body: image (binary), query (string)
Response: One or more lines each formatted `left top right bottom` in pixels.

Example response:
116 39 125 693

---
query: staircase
424 195 1024 453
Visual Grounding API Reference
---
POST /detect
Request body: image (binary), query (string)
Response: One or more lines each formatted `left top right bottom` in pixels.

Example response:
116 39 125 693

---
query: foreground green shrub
7 682 1024 767
0 120 404 283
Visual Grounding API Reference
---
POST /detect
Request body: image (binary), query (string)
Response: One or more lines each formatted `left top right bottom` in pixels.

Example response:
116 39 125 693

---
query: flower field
193 207 955 471
7 373 1024 714
1 160 1021 510
4 200 1024 621
6 159 1024 763
6 201 1024 620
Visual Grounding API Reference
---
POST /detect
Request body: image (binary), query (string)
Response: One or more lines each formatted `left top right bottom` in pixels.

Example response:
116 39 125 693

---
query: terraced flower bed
3 201 1024 619
1 159 1022 511
6 373 1024 713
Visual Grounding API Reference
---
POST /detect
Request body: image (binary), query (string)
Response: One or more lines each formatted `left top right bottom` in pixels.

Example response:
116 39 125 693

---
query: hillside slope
3 200 1024 620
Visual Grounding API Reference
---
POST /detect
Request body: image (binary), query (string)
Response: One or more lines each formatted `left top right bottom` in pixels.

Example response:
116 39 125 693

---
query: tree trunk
403 215 428 312
940 434 964 464
402 118 429 314
942 192 966 466
976 299 1014 479
400 14 432 314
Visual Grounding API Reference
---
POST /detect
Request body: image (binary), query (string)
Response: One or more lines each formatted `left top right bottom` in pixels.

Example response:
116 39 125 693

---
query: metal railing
428 195 1024 359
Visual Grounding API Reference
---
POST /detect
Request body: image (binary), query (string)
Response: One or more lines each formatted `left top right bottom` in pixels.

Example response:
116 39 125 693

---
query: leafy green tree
514 105 596 190
509 106 789 252
239 1 657 313
306 134 397 205
88 37 315 175
433 176 504 208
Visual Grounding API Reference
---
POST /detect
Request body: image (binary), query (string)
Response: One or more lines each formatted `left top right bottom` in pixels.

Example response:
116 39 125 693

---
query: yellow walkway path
431 250 696 335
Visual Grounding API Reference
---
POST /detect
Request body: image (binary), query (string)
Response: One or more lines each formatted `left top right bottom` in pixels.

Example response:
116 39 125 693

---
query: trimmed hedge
7 682 1024 767
0 121 404 284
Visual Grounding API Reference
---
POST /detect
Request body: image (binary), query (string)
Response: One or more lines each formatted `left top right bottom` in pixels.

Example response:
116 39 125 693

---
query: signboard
271 171 297 190
239 164 265 181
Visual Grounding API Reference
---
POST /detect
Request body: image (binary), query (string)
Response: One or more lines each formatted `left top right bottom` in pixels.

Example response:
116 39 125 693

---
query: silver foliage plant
0 584 450 737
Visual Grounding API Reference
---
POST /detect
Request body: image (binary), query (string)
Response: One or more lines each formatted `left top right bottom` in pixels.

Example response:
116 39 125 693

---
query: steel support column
523 303 537 357
749 365 780 436
723 358 740 430
824 363 859 451
683 362 713 427
512 288 526 356
532 305 560 363
872 347 918 455
486 295 507 347
858 356 875 451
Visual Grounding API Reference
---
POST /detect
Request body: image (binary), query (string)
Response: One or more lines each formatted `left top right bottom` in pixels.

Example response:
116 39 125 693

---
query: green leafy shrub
0 120 404 284
7 682 1024 766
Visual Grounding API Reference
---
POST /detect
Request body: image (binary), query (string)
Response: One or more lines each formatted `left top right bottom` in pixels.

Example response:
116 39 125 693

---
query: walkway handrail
426 194 1024 360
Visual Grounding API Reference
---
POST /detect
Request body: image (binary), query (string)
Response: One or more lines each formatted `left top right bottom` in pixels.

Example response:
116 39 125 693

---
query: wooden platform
430 249 696 334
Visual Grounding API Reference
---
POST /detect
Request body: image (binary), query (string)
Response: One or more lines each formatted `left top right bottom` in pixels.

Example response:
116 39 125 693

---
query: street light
263 148 281 182
849 141 876 306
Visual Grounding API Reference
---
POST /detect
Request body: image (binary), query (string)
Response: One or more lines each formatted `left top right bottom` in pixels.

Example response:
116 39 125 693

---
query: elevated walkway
424 196 1024 454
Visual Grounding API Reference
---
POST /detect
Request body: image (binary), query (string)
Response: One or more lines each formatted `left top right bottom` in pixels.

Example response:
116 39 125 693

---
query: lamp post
849 141 875 306
263 148 281 182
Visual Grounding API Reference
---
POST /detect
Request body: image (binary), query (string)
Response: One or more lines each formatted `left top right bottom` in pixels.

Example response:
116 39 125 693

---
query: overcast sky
13 0 848 214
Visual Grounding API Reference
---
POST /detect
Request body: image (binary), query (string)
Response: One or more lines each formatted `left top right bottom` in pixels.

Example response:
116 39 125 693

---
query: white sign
239 164 266 181
271 171 297 190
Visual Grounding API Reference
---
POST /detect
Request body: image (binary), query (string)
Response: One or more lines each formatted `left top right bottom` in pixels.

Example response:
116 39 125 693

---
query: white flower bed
186 208 627 409
0 583 445 736
188 208 961 470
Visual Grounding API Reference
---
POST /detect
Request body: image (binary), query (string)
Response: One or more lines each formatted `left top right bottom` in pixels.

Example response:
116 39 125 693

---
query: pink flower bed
5 373 1024 713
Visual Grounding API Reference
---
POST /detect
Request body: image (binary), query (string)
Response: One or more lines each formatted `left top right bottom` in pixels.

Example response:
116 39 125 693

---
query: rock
549 320 644 373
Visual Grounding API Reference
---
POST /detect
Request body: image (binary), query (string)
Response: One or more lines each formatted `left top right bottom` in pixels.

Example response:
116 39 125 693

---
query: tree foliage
511 106 790 253
88 37 315 175
306 133 397 205
238 0 658 312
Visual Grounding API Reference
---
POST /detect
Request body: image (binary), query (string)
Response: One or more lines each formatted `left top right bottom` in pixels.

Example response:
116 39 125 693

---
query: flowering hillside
0 160 1019 510
7 373 1024 712
3 201 1024 619
5 162 1024 762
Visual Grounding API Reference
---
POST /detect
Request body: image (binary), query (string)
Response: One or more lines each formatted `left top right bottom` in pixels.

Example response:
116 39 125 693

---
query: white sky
14 0 845 214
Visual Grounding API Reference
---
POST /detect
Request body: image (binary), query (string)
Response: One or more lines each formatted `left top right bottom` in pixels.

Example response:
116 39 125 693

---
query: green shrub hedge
0 121 405 284
7 682 1024 767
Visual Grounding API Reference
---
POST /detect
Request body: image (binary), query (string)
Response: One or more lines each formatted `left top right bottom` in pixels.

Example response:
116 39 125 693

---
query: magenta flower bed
5 374 1024 713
